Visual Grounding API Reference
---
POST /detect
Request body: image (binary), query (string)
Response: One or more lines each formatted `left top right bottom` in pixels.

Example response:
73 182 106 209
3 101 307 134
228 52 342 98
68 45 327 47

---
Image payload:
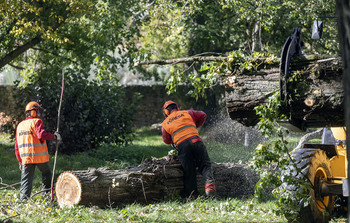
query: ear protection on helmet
163 100 178 117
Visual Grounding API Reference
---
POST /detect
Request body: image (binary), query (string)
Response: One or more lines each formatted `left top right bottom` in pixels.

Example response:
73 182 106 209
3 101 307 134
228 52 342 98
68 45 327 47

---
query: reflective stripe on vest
16 118 49 164
20 151 48 158
171 125 197 144
162 110 199 145
18 143 47 149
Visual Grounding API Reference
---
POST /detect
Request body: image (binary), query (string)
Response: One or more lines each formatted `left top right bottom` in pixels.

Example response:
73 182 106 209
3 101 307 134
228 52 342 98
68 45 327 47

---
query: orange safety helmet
163 100 179 117
25 101 41 117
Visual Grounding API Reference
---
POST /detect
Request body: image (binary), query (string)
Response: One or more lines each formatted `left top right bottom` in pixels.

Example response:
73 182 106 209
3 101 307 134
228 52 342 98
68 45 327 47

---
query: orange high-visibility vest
16 118 49 164
162 110 199 145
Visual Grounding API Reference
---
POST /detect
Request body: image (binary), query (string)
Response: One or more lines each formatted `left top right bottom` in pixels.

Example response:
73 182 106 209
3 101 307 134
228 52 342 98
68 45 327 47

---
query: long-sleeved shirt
162 110 206 144
15 117 55 164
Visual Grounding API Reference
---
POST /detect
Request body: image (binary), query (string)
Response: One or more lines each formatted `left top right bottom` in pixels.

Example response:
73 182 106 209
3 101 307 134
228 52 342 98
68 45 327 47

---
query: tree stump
55 156 259 208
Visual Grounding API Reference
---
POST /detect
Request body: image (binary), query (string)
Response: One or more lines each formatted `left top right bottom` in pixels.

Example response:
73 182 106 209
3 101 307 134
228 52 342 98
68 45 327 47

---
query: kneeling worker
15 101 61 200
161 100 216 198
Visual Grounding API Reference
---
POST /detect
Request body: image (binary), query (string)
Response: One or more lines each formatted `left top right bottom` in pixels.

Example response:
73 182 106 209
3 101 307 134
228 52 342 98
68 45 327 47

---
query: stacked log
224 56 344 129
55 156 259 208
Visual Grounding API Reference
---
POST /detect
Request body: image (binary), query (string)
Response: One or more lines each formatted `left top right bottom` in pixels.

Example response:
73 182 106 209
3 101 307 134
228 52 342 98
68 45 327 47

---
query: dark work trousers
20 162 52 200
177 137 214 197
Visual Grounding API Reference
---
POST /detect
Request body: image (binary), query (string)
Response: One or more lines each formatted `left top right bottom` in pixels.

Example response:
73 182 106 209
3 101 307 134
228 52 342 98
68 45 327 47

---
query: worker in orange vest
161 100 216 198
15 101 61 200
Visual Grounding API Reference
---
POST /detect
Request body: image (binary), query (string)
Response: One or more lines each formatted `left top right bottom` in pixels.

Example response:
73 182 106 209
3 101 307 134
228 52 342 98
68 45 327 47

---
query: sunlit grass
2 127 343 223
0 126 305 188
0 190 286 223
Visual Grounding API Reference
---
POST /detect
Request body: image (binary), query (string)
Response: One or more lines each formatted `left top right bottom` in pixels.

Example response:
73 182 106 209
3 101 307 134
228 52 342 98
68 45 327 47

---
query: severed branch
291 128 323 153
0 182 21 190
135 56 228 66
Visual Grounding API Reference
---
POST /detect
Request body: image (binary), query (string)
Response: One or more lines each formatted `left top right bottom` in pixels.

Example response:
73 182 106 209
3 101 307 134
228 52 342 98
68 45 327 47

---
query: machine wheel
284 149 334 223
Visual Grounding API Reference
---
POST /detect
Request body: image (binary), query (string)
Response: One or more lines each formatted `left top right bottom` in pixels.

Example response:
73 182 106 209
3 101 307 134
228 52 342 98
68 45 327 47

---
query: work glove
54 132 62 141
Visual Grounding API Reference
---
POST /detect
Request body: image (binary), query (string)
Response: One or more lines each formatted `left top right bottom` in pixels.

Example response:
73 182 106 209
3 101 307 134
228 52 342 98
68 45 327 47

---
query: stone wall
0 86 19 117
0 85 226 127
125 85 226 127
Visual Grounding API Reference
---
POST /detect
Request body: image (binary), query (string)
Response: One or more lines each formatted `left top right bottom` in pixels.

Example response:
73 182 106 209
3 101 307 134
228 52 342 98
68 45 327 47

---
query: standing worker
161 100 216 198
15 101 61 200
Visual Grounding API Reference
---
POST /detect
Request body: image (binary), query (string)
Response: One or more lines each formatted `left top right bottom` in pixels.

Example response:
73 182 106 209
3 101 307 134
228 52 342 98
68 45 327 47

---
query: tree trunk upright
252 22 262 53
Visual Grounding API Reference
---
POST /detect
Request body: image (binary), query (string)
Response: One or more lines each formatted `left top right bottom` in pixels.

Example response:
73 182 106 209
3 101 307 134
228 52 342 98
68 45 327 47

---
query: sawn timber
55 155 259 208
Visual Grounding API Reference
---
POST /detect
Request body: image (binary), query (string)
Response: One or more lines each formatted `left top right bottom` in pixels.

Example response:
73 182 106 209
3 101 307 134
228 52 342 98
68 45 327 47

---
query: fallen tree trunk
55 156 259 208
225 56 344 130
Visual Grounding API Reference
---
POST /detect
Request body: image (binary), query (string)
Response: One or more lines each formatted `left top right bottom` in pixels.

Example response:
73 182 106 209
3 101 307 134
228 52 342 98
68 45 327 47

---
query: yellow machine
289 127 347 222
277 20 347 222
329 127 347 183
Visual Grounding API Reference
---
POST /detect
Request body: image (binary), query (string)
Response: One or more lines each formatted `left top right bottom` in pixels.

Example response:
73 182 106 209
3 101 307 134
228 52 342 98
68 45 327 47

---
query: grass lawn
0 127 344 222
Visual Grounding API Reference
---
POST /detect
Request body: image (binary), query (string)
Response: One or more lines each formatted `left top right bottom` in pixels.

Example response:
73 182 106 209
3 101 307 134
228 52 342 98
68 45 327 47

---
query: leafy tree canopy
1 0 149 151
1 0 149 74
1 0 337 80
140 0 337 60
137 0 337 98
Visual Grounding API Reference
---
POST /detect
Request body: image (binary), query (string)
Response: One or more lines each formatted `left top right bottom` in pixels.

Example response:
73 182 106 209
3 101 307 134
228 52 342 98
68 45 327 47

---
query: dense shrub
14 71 139 154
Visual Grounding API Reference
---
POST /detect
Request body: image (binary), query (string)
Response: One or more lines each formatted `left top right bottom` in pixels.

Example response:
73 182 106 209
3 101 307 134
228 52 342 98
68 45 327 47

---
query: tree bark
291 128 323 153
251 22 262 53
55 156 259 208
225 56 344 129
0 36 42 69
135 56 228 66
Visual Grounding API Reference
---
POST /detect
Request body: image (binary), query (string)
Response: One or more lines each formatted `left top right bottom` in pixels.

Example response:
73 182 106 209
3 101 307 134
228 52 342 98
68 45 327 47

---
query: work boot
205 183 216 197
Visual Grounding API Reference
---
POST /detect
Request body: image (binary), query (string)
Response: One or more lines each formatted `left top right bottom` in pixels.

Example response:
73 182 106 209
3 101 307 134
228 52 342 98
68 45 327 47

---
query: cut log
225 56 344 129
55 155 259 208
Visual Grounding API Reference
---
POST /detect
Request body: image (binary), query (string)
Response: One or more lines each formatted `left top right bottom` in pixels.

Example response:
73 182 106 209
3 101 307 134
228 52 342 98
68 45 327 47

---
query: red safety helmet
163 100 179 117
25 101 41 117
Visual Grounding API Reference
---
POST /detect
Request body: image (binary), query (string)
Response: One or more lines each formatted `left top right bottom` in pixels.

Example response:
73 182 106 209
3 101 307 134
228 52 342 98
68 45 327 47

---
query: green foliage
166 51 278 100
252 92 314 220
13 70 139 154
0 134 19 186
140 0 337 59
137 0 337 102
206 51 278 76
1 0 150 74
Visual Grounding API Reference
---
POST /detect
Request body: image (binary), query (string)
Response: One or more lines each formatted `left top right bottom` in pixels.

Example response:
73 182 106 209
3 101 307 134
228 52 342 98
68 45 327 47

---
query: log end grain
304 98 315 107
56 171 82 208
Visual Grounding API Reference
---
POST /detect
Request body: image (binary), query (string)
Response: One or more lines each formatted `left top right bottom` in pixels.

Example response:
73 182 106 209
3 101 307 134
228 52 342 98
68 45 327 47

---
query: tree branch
135 56 228 66
0 36 42 70
291 128 323 153
0 7 70 70
8 63 25 70
31 47 78 65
